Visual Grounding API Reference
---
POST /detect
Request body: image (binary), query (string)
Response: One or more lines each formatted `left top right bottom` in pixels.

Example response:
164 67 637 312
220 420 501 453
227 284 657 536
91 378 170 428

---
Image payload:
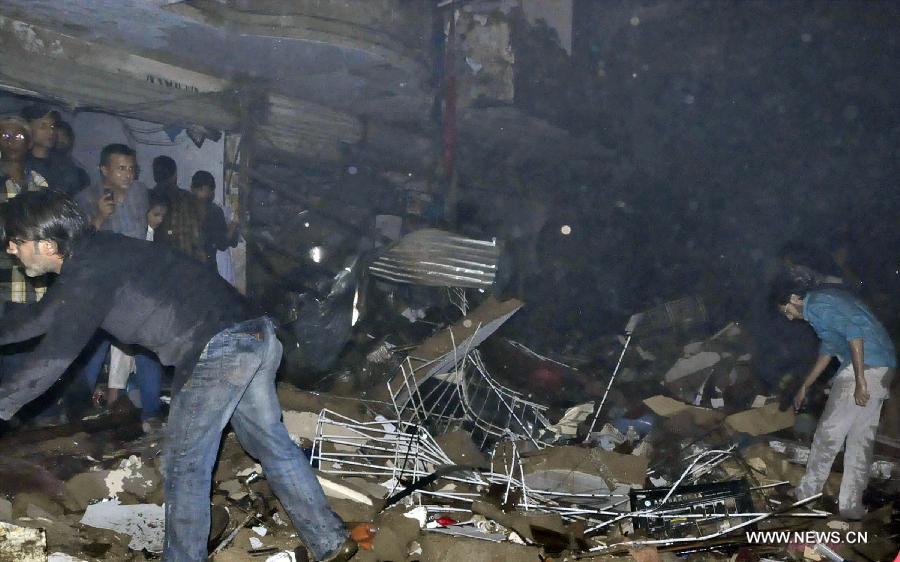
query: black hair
152 155 177 184
768 272 810 309
99 143 136 167
20 104 60 122
1 190 89 258
55 120 74 139
148 189 170 210
190 170 215 189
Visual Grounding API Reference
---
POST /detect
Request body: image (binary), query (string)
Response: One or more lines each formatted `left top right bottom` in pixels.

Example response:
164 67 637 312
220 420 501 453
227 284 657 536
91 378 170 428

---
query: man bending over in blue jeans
0 190 357 562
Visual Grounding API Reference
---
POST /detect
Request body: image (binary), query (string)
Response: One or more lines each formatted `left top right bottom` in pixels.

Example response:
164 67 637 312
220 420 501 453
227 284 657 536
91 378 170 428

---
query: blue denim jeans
162 316 347 561
78 333 163 420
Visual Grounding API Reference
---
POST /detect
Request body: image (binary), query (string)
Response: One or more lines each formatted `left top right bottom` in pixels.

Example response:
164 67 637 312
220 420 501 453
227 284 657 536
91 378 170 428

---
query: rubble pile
0 294 896 562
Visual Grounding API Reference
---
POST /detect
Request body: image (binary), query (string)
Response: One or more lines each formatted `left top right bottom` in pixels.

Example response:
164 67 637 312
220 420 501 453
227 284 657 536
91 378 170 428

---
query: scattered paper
404 506 428 528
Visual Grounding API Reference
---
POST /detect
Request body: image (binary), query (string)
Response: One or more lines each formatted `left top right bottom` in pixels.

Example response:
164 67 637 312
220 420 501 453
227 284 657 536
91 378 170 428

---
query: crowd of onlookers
0 103 239 430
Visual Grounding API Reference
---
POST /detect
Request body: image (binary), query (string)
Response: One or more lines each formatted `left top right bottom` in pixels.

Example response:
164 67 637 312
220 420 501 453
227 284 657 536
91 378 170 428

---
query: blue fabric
162 316 346 561
803 288 897 368
77 335 162 420
133 350 163 419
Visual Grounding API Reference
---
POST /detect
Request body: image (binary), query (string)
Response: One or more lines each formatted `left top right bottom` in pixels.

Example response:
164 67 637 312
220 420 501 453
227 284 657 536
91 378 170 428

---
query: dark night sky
495 1 900 379
512 1 899 315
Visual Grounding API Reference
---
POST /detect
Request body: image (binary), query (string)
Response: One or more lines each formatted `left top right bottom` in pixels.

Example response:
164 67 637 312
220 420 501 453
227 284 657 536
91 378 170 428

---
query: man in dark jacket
0 190 356 562
20 104 83 195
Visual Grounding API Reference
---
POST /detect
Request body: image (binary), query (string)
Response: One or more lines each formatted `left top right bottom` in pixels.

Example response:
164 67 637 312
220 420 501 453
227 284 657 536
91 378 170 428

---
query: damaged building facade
0 1 897 561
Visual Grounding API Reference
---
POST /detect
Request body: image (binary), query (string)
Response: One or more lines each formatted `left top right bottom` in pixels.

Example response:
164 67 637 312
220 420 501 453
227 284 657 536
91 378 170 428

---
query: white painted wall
67 112 224 200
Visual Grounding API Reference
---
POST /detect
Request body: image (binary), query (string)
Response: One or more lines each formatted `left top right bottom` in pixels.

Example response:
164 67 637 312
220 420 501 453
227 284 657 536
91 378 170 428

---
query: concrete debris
0 498 11 523
419 531 540 560
3 293 895 561
435 430 490 467
48 554 90 562
725 402 795 435
629 546 664 562
589 423 626 451
65 471 111 511
316 474 375 506
521 445 649 488
80 499 165 553
643 394 724 426
0 521 47 562
547 402 594 436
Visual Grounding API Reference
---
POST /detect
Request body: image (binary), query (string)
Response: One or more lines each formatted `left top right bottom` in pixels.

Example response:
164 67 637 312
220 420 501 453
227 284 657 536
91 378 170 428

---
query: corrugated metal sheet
0 15 368 163
369 228 500 288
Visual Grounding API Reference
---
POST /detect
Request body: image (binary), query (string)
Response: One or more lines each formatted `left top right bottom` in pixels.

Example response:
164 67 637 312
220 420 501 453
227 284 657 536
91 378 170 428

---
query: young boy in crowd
190 171 239 269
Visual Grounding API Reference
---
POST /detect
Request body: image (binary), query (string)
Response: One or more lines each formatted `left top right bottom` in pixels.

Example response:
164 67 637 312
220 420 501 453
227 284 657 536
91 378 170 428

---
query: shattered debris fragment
79 499 165 553
0 521 47 562
725 402 795 435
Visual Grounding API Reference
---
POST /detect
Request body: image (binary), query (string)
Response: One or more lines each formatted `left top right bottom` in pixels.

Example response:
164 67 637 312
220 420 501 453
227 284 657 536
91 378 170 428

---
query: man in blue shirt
772 279 896 519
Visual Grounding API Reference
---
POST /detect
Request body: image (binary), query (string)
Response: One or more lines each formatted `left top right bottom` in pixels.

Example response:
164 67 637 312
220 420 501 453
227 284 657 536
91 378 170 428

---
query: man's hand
96 192 116 222
793 384 808 412
853 381 869 406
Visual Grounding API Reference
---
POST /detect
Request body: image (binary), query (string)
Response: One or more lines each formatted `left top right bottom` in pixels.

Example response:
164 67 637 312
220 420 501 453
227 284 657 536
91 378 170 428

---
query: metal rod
585 333 633 438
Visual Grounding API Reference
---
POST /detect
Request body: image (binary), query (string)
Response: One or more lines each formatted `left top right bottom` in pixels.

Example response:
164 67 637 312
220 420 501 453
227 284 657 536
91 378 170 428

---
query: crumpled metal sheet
369 228 500 288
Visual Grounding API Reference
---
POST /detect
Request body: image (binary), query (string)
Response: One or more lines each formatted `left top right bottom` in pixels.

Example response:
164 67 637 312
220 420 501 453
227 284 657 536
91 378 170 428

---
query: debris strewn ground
0 294 897 562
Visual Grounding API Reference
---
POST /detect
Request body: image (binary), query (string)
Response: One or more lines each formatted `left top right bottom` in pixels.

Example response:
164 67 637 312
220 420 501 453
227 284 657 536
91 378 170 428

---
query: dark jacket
0 230 257 419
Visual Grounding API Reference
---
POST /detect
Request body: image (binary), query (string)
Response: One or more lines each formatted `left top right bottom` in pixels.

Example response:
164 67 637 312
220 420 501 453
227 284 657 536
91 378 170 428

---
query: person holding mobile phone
71 144 163 428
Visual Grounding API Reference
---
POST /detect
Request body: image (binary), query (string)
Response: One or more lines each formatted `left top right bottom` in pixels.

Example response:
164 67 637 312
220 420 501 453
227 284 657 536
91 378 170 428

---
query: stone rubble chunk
65 471 112 511
0 521 46 562
0 498 12 523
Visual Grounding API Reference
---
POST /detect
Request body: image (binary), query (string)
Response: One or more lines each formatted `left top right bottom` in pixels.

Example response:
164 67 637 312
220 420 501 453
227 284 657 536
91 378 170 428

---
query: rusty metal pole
232 89 263 297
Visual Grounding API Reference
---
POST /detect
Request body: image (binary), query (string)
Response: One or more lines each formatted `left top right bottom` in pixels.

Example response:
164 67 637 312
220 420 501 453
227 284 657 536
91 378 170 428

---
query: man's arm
208 205 239 250
75 189 114 230
0 325 100 420
0 292 60 346
0 277 109 420
793 354 833 412
848 338 868 406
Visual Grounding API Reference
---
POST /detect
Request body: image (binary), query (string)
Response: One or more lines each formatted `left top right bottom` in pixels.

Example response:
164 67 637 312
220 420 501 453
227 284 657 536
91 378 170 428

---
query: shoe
320 537 358 562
